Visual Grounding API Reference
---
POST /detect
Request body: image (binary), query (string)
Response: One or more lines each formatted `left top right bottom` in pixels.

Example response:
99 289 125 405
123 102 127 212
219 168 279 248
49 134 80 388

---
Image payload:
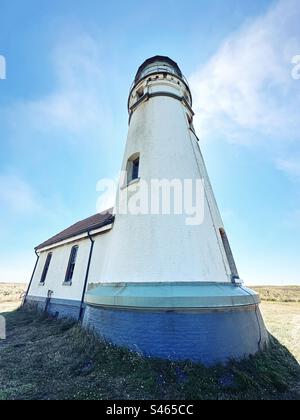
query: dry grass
260 302 300 363
0 308 299 400
0 284 299 400
252 286 300 303
0 283 26 305
252 286 300 363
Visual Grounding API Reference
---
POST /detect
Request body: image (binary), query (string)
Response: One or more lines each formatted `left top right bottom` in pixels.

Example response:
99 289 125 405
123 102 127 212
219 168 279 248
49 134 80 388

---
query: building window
219 228 239 280
65 246 79 284
126 153 140 185
40 253 52 284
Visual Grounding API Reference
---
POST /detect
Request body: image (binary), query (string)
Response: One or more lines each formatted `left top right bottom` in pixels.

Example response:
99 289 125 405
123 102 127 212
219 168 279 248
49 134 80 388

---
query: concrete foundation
25 295 83 320
83 282 269 365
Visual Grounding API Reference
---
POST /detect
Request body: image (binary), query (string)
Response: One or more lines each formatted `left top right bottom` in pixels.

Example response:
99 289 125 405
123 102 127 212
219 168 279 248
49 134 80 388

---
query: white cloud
0 173 40 214
190 0 300 145
6 35 113 138
0 54 6 80
276 158 300 177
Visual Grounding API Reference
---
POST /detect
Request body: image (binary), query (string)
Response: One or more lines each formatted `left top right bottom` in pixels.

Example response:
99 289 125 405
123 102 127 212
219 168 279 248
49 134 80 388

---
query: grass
0 307 299 400
0 283 26 313
260 302 300 363
0 283 26 304
252 286 300 303
0 284 299 400
252 287 300 363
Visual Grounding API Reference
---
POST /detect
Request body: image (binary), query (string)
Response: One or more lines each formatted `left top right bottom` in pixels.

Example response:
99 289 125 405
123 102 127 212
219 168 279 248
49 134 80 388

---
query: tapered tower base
83 283 268 365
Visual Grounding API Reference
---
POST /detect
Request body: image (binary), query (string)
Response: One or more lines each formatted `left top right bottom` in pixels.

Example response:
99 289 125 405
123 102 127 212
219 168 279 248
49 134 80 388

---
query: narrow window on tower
219 228 239 281
126 153 140 185
64 246 79 284
136 86 144 101
40 253 52 285
187 114 195 132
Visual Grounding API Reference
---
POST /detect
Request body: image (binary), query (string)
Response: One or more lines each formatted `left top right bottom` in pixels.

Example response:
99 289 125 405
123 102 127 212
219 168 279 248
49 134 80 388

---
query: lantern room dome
134 55 183 84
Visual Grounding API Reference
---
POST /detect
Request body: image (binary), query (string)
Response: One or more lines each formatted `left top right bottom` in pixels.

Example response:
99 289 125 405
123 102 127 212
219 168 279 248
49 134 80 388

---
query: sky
0 0 299 285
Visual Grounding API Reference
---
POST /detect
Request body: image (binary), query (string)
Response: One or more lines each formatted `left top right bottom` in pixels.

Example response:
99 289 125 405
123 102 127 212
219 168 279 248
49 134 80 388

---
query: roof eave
35 215 115 251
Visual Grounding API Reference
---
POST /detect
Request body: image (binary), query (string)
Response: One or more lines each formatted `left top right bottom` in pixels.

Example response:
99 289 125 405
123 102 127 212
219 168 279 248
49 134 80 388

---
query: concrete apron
83 282 269 365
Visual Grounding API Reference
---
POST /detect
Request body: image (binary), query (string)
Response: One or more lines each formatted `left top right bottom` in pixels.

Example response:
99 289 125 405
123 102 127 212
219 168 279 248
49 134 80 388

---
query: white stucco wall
29 239 90 301
87 232 112 284
28 232 112 301
28 66 235 295
101 73 232 284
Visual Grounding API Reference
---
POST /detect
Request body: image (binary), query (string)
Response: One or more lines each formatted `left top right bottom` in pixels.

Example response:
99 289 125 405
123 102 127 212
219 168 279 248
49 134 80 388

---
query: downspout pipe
23 249 39 306
79 231 95 321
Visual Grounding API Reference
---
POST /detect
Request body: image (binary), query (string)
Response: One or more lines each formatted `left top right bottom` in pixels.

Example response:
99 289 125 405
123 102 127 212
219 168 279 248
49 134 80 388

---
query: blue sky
0 0 299 285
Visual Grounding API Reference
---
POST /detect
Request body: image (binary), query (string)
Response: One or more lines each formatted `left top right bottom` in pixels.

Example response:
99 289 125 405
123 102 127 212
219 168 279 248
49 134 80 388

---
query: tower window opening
184 92 191 104
126 153 140 185
65 246 79 284
136 86 144 100
219 228 239 281
187 114 195 131
40 253 52 284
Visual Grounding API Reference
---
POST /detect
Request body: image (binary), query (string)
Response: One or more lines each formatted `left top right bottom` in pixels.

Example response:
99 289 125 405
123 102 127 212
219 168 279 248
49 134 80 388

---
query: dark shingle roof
36 209 114 251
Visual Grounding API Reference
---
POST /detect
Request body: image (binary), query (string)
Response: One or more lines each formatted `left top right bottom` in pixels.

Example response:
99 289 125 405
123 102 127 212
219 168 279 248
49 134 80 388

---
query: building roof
36 209 114 251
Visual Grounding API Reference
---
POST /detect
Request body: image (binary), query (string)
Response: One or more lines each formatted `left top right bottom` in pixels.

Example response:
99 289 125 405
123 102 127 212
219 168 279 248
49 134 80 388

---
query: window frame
40 252 52 285
135 86 144 101
186 113 195 132
64 245 79 285
126 153 140 186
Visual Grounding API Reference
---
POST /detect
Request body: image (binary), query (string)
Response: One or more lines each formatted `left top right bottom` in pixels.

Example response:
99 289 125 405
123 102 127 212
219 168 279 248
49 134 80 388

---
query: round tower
84 56 268 365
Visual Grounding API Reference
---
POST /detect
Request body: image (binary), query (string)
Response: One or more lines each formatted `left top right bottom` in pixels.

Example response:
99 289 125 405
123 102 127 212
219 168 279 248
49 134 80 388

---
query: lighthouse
26 55 268 365
83 56 268 364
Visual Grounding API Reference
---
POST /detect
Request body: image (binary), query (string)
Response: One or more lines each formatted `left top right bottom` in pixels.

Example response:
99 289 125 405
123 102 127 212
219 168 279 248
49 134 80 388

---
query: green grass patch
0 308 299 400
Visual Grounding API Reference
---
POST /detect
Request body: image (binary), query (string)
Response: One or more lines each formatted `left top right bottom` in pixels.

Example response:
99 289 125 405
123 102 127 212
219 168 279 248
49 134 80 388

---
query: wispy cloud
4 34 113 141
0 173 40 214
190 0 300 147
0 54 6 79
276 158 300 178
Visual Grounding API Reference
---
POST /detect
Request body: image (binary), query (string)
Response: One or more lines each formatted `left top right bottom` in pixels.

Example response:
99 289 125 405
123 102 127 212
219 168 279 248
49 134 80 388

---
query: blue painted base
25 296 84 320
83 305 269 365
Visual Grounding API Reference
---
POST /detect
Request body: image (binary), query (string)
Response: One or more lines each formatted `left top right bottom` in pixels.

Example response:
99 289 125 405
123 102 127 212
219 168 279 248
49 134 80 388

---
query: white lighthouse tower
84 56 268 365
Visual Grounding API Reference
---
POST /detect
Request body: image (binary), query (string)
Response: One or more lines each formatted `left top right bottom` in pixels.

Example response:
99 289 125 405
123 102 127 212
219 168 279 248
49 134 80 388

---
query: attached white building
25 210 114 320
